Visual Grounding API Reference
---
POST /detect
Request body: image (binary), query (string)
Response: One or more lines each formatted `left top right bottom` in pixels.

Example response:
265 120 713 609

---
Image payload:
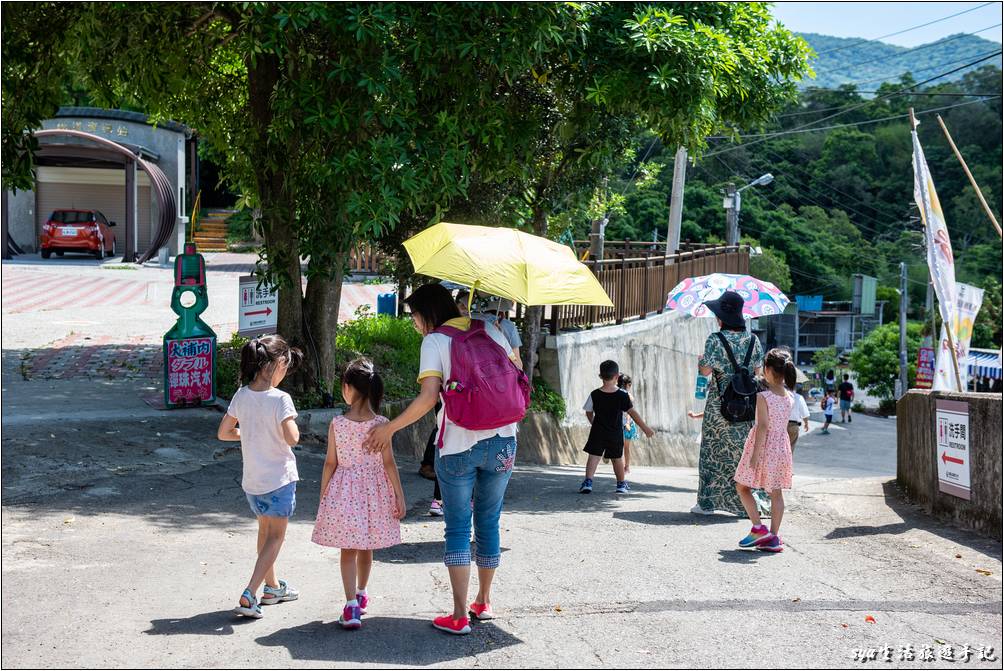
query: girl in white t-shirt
365 283 519 636
217 335 303 619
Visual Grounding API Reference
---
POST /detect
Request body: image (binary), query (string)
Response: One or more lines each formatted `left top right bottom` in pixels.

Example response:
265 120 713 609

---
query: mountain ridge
796 31 1002 89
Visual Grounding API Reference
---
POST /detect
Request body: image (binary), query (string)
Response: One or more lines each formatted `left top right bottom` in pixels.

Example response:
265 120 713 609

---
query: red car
40 209 117 260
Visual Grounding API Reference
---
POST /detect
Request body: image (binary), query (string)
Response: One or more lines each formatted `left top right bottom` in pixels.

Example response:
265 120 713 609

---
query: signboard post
238 276 278 338
163 242 217 408
935 399 971 500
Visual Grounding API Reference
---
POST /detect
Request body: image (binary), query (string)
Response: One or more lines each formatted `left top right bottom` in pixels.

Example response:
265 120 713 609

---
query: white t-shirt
227 386 299 495
789 393 810 422
418 317 519 457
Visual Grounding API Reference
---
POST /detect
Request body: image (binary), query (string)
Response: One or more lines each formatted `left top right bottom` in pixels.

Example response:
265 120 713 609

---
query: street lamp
724 173 774 245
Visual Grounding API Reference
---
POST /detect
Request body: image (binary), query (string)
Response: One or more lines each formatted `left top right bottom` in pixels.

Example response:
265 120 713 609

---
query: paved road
2 254 391 345
2 371 1001 668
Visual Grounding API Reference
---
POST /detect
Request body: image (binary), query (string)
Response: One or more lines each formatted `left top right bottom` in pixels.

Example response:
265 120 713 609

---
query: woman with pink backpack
365 283 529 635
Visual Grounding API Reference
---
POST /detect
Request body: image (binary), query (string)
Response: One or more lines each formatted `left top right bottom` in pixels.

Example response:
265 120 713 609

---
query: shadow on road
374 540 510 565
144 610 260 636
823 480 1002 558
717 549 779 564
612 510 736 526
254 617 522 664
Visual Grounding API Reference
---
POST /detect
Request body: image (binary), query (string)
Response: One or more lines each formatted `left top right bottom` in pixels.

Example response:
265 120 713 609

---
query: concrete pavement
2 373 1001 668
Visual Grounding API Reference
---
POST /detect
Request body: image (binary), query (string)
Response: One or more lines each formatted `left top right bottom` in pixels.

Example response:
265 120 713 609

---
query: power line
703 53 1003 159
704 155 895 244
815 3 997 56
816 23 1002 75
802 89 1000 97
775 92 998 118
710 96 999 142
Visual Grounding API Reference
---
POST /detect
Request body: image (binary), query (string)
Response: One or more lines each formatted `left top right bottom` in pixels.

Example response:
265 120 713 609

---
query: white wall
538 311 717 466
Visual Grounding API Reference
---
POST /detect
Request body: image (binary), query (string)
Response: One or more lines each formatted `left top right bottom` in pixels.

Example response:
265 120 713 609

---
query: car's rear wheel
94 245 105 261
41 249 51 259
111 239 117 257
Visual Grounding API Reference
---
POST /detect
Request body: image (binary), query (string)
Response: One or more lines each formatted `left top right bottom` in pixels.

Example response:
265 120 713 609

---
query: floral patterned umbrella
666 273 790 318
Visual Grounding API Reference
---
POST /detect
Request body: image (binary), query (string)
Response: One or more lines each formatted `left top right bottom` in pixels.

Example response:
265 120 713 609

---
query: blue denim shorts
246 481 297 518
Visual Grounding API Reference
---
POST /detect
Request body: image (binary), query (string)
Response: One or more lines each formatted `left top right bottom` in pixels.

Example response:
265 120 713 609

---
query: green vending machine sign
164 242 217 408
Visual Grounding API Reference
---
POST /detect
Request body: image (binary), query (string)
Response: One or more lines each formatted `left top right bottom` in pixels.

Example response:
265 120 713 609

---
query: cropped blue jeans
434 434 516 568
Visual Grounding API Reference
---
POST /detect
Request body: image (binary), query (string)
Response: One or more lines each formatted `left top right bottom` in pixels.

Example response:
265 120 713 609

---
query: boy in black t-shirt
579 360 654 494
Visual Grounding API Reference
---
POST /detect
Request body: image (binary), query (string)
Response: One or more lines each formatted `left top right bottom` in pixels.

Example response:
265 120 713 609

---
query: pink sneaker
468 602 494 620
432 614 471 635
339 604 362 629
356 592 368 614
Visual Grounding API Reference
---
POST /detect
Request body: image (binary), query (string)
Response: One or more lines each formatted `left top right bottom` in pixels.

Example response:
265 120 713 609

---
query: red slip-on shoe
432 614 471 635
468 602 495 620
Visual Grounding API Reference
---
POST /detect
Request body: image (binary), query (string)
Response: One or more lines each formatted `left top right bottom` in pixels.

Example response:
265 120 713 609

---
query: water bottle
694 374 709 400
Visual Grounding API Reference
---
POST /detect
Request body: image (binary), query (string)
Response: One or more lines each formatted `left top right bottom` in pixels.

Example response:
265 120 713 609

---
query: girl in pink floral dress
313 358 405 629
734 348 796 553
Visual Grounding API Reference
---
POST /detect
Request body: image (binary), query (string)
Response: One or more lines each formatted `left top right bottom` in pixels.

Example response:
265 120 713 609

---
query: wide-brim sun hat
704 290 746 329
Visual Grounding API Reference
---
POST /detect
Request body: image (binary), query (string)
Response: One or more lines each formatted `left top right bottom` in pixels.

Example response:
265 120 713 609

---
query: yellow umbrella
403 222 613 307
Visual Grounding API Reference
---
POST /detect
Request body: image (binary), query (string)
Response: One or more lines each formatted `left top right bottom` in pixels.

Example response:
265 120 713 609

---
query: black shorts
584 442 624 460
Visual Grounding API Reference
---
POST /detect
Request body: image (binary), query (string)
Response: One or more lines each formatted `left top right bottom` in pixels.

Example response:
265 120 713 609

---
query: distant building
762 275 885 366
3 107 196 260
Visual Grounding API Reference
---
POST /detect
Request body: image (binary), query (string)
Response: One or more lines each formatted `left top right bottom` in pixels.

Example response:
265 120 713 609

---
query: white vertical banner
912 125 961 388
933 282 984 391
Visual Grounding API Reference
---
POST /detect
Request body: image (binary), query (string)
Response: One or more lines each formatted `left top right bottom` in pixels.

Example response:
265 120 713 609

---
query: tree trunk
247 53 311 392
521 204 549 384
303 256 346 399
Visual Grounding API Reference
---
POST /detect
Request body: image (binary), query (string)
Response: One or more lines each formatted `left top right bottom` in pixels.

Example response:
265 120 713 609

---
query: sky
770 2 1003 47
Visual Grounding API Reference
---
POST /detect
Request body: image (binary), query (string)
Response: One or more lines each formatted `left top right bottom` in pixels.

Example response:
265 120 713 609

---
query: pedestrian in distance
617 373 638 474
734 348 797 553
788 388 811 452
217 335 303 619
692 290 771 518
838 374 854 423
312 358 405 630
820 391 835 434
579 360 654 495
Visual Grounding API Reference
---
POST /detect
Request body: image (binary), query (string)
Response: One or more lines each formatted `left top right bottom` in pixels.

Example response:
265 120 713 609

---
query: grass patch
530 376 566 421
335 306 422 402
101 264 138 270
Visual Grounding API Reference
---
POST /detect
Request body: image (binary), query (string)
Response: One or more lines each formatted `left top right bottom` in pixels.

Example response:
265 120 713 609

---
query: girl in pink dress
313 358 405 629
734 348 796 553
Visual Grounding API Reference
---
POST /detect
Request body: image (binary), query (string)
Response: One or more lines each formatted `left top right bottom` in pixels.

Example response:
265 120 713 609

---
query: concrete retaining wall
294 403 577 465
296 311 716 467
538 310 715 467
896 390 1002 538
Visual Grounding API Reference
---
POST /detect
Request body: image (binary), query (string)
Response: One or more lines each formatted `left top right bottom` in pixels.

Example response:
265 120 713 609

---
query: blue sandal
233 589 263 618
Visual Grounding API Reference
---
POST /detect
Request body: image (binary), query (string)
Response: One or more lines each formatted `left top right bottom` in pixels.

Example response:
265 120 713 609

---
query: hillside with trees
796 32 1002 90
577 65 1002 346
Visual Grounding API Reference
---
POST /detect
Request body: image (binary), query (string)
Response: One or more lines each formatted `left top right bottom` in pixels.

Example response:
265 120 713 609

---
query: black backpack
715 332 759 423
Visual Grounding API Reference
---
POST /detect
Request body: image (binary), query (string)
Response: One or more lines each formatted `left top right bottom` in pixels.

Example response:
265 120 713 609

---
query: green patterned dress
696 329 765 515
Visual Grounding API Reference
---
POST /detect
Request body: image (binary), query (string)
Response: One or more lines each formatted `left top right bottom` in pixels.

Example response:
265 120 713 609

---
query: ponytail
239 335 302 386
343 357 384 412
783 360 797 391
764 347 797 390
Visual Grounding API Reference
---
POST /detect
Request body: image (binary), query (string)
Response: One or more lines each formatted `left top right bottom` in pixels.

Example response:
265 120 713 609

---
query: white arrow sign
238 275 278 337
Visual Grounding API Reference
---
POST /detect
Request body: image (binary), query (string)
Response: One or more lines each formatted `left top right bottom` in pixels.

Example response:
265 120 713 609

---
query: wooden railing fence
539 244 749 335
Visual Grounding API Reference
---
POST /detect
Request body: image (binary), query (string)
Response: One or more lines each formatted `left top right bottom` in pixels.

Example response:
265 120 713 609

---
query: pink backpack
434 319 531 446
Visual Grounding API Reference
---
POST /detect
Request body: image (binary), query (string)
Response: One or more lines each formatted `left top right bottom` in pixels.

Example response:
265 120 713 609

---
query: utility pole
725 182 738 246
665 146 687 256
898 261 908 399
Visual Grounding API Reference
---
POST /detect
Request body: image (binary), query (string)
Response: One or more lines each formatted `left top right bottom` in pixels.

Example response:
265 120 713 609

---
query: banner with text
912 127 959 386
933 282 984 392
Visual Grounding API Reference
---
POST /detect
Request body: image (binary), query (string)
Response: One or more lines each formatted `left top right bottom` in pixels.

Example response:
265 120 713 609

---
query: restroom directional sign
238 275 278 337
935 399 971 500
